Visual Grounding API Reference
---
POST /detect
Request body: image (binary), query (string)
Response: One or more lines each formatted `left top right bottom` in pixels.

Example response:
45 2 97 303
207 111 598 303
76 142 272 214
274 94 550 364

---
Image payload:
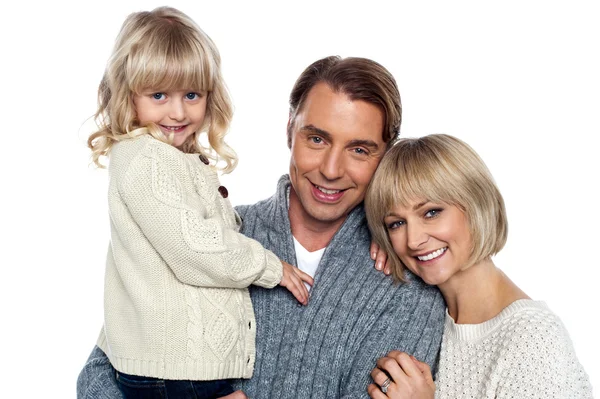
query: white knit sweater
435 300 593 398
96 135 283 381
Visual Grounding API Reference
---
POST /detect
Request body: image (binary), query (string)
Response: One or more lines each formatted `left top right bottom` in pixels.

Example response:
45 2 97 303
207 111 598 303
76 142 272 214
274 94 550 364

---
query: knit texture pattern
97 135 282 381
78 174 446 398
231 175 446 398
435 300 593 398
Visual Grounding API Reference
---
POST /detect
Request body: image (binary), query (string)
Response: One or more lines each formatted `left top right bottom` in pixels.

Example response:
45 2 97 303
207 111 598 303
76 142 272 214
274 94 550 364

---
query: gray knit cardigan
77 175 445 399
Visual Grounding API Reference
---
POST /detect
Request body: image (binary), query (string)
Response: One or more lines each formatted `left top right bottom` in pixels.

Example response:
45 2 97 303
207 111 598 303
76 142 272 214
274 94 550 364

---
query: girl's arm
116 141 283 290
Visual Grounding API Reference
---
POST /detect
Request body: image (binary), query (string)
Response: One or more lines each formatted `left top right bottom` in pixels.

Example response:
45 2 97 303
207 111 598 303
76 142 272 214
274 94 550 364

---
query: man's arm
77 346 123 399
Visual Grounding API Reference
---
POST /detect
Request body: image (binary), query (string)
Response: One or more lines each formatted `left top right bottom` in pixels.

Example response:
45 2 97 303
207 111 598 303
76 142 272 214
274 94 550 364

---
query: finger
217 390 247 399
293 271 309 304
410 356 434 384
296 273 310 305
295 268 314 286
375 249 388 273
376 356 406 384
367 383 388 399
370 367 391 386
370 241 380 260
383 258 392 276
389 352 421 378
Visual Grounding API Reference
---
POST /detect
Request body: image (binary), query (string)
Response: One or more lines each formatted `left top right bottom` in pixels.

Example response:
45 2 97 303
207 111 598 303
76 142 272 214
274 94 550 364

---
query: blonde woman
365 134 592 399
87 7 312 398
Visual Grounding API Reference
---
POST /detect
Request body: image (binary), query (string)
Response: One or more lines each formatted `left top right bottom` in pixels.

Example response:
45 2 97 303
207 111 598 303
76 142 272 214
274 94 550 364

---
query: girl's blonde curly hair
88 6 237 172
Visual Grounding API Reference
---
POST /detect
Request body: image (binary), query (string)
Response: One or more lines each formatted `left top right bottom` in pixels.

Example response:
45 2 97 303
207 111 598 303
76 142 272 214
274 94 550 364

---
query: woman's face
384 199 472 288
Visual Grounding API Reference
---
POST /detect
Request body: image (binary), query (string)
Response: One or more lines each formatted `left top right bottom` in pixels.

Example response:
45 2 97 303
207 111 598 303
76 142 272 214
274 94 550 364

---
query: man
77 56 445 399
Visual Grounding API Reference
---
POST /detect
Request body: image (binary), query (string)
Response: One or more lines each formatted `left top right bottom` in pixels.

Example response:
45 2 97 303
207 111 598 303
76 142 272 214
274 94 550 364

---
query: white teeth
417 247 447 261
316 186 341 195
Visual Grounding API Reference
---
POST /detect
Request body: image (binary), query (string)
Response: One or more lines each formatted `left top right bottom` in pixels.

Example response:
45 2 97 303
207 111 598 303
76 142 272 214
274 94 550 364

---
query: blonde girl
88 7 312 398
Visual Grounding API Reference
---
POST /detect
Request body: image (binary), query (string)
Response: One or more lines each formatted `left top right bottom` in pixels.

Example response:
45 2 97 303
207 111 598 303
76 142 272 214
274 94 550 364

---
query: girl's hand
279 261 313 305
370 241 392 275
367 351 435 399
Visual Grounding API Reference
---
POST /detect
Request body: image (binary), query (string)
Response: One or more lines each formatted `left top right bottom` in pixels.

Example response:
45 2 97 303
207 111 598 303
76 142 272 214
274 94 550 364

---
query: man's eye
310 137 323 144
354 148 368 155
152 93 166 100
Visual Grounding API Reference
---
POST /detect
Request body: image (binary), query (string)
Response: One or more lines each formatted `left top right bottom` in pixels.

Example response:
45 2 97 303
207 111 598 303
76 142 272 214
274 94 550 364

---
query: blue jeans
115 371 234 399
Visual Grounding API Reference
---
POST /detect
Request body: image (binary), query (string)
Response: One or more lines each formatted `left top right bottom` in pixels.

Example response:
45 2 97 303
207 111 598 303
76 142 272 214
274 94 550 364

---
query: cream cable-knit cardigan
96 135 283 381
435 300 592 398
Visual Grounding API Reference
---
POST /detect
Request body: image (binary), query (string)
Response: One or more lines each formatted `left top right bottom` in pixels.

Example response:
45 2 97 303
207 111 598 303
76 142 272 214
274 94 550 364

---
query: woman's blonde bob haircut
365 134 508 282
88 6 236 172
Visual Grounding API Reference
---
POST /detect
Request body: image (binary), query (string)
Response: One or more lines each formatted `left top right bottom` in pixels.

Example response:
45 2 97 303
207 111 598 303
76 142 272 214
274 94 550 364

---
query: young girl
88 7 312 398
365 134 592 399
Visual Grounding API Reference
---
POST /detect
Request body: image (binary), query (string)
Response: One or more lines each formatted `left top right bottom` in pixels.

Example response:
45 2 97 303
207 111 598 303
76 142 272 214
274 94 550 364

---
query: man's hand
370 241 392 275
367 351 435 399
279 261 313 305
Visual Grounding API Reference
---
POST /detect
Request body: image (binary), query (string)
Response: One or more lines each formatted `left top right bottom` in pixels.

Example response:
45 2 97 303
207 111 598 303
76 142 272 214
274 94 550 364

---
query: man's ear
286 115 293 149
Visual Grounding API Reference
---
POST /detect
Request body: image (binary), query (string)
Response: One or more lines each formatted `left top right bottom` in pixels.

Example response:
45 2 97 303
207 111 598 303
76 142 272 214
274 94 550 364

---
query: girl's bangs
129 36 214 94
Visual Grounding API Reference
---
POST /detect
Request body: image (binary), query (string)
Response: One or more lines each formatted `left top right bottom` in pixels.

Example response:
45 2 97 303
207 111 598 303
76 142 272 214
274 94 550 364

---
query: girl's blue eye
186 92 199 100
152 93 166 100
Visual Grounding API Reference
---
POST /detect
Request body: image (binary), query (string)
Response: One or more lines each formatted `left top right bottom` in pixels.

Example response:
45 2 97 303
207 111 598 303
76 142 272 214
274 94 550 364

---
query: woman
364 134 592 398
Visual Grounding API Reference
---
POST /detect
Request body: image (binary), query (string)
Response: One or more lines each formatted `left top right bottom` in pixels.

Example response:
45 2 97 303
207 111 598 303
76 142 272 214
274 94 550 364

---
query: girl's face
384 200 472 289
133 90 208 148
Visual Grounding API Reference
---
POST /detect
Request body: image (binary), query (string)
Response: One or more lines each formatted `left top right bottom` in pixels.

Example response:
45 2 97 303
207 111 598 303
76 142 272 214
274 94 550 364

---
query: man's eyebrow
347 139 381 150
299 124 332 140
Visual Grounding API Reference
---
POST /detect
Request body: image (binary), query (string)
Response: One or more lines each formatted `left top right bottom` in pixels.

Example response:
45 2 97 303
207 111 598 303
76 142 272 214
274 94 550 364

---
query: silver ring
380 377 392 393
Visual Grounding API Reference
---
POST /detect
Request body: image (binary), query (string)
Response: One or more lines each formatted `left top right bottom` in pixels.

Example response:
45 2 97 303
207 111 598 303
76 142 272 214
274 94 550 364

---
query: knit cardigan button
218 186 229 198
198 154 209 165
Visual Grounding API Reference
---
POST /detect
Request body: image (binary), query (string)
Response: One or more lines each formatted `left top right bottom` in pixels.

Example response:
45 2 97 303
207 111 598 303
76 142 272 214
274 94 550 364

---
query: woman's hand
370 241 392 275
218 390 247 399
367 351 435 399
279 261 313 305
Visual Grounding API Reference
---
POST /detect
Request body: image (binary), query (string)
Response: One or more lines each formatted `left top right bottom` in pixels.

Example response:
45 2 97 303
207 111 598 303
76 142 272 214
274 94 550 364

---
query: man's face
289 83 386 227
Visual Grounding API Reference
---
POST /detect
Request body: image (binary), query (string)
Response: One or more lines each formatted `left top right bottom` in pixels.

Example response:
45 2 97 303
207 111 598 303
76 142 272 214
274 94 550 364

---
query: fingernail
371 252 376 260
376 262 382 270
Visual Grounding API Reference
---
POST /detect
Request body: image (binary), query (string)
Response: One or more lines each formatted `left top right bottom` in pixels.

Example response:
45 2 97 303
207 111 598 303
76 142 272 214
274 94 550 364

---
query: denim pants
115 371 235 399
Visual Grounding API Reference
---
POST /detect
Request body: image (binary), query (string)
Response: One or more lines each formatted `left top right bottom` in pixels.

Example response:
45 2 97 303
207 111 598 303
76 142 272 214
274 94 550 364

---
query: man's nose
319 148 345 180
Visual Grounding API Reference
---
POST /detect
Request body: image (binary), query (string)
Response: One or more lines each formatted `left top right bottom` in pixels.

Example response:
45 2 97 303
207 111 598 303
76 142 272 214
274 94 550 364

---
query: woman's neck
439 259 529 324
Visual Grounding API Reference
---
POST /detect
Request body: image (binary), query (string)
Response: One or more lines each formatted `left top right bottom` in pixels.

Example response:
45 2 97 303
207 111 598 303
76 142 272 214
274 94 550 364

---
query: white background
1 0 598 397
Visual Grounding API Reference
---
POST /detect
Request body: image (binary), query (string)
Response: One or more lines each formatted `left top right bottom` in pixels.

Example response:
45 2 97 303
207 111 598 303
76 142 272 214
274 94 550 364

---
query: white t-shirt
293 237 326 290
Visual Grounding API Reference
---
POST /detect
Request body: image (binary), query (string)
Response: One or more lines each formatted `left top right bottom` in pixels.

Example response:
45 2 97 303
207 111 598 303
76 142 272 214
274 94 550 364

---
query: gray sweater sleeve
77 346 123 399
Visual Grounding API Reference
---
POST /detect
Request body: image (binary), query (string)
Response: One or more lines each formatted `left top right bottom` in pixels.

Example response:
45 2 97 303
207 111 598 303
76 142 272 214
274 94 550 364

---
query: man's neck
288 189 346 252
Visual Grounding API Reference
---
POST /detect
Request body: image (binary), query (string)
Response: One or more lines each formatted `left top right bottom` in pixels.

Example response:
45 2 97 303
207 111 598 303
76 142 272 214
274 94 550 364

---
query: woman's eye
152 93 166 100
425 209 442 218
386 220 404 230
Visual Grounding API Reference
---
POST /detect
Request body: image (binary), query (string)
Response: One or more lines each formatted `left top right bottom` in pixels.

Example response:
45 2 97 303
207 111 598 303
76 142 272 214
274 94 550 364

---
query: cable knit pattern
435 300 593 398
231 176 446 399
77 175 446 399
97 135 283 381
